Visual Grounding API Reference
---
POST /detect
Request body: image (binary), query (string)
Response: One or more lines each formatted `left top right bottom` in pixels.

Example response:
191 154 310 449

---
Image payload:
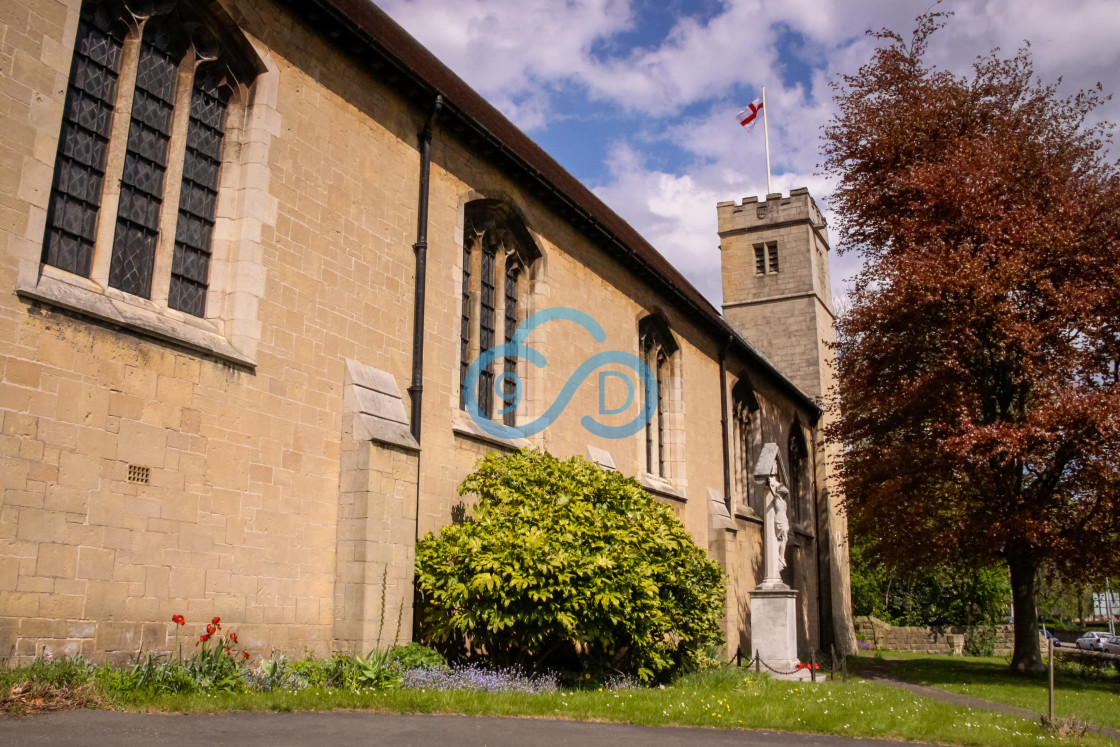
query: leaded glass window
42 0 250 322
459 240 472 409
109 22 182 298
478 238 496 419
730 379 760 514
503 262 520 427
169 67 230 316
642 333 655 473
43 4 125 277
638 315 679 481
789 426 808 523
459 201 540 420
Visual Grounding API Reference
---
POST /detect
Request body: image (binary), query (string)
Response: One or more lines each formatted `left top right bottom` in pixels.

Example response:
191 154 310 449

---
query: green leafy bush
290 651 352 688
963 624 997 656
389 643 447 671
415 449 725 681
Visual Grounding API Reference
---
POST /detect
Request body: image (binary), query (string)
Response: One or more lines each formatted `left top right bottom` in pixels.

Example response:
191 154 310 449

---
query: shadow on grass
848 653 1120 731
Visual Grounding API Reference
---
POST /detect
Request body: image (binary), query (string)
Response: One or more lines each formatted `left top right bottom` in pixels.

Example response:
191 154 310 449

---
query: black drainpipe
719 336 732 513
408 94 443 445
810 421 828 651
410 95 443 549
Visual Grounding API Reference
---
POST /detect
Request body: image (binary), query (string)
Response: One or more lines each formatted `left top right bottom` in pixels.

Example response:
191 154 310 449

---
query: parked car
1075 631 1111 650
1040 629 1062 647
1102 635 1120 655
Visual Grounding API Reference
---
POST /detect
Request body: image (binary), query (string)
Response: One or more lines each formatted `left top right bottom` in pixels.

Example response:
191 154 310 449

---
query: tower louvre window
754 245 765 275
768 243 779 273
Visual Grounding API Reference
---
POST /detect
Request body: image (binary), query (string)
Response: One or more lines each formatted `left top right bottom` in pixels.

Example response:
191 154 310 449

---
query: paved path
1 710 934 746
856 663 1120 742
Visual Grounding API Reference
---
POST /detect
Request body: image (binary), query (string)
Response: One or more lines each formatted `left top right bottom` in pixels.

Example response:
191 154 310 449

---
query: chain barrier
731 645 831 677
735 651 813 676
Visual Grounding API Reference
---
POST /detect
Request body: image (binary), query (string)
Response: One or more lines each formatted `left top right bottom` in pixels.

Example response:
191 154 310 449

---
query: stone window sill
451 409 531 451
640 473 685 502
734 505 763 525
17 269 255 368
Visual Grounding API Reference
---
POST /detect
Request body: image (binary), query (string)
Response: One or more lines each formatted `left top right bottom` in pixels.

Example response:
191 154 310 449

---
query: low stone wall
854 616 1024 656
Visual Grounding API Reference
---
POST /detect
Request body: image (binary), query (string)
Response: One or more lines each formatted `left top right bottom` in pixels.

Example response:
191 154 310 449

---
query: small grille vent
127 464 150 484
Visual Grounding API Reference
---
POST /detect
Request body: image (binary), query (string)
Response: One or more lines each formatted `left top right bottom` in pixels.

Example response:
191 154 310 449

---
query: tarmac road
0 710 936 746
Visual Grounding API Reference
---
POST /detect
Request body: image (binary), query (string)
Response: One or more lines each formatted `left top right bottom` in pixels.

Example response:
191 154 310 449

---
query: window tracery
458 200 540 426
43 0 259 319
638 314 679 481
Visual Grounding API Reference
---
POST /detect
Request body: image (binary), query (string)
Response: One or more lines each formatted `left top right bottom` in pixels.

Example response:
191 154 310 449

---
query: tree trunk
1007 548 1045 675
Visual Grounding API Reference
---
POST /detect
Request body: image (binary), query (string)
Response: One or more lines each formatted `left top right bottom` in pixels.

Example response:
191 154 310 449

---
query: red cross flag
736 98 763 131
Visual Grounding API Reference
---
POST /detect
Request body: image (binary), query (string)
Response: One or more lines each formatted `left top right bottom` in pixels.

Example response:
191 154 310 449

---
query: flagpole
762 85 772 194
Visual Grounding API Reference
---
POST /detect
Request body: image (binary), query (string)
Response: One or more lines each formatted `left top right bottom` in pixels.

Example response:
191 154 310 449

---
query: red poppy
200 633 210 642
228 633 238 643
212 616 221 625
206 624 216 635
171 614 185 625
242 651 250 660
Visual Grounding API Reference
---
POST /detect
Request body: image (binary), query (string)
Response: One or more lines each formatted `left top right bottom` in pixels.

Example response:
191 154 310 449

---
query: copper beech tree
823 12 1120 674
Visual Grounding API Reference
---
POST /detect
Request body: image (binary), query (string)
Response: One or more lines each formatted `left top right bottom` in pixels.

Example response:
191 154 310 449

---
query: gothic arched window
788 423 810 524
731 377 760 514
638 314 679 480
458 200 540 424
43 0 260 318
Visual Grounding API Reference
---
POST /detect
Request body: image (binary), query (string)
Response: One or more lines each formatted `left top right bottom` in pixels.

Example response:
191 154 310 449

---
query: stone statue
768 476 790 572
753 442 791 589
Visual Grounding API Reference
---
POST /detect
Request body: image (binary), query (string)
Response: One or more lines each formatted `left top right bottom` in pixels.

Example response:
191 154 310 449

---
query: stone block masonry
0 0 848 665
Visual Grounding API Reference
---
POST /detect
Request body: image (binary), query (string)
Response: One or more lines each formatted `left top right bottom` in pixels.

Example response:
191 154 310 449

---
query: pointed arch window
788 423 810 525
42 0 259 318
638 315 679 480
731 378 760 514
458 200 540 425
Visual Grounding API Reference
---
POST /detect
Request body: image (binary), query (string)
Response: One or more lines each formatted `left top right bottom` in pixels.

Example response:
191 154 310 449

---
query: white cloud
377 0 1120 307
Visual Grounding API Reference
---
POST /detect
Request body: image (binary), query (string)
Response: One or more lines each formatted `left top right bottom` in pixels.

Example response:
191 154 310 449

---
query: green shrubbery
415 449 725 681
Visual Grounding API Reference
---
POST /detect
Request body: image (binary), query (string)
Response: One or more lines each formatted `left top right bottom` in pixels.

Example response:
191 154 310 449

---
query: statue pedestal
749 586 800 672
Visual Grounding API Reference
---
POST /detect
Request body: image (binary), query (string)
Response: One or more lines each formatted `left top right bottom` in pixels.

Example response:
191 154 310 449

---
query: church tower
717 187 857 654
717 187 834 400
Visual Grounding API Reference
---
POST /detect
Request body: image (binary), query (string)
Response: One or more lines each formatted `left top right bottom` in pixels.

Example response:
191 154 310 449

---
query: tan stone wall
855 617 1022 656
1 0 832 664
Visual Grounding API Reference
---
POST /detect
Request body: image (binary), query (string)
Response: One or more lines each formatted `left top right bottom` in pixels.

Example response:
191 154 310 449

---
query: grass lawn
107 667 1118 746
848 651 1120 731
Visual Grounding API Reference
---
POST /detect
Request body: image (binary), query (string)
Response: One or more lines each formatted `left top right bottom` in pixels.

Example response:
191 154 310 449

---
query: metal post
736 645 742 668
1107 577 1116 636
755 650 761 673
761 86 772 194
1048 637 1054 723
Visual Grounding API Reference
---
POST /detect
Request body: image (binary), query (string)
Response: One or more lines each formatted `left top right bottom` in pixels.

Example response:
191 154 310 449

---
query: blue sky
378 0 1120 307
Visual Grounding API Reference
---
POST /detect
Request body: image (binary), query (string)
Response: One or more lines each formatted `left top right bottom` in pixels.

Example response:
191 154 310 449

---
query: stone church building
0 0 854 663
